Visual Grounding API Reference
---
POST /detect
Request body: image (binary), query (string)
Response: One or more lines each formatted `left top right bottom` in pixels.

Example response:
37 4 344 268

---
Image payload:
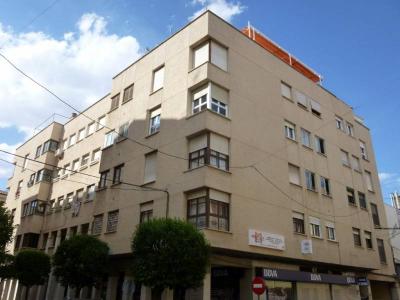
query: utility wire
0 149 165 193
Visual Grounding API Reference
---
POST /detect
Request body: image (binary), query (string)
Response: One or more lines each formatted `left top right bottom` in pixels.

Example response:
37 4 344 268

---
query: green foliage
14 250 50 287
131 218 210 292
53 235 109 290
0 254 15 280
0 202 14 261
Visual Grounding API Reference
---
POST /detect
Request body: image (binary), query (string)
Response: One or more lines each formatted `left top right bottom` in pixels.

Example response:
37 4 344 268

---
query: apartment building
385 192 400 275
2 11 399 300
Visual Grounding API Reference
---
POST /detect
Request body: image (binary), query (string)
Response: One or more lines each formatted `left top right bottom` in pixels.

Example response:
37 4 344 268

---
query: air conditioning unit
55 148 64 158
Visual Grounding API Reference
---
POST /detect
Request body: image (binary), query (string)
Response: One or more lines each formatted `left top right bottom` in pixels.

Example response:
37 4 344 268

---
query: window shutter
294 90 307 107
189 134 208 153
281 82 291 99
310 99 321 113
211 83 228 103
193 42 209 68
293 212 304 220
153 66 164 91
325 221 334 228
140 201 153 212
210 41 227 71
144 152 157 183
289 164 300 185
187 189 207 200
210 133 229 155
193 84 209 100
209 189 229 203
150 107 161 118
309 216 320 225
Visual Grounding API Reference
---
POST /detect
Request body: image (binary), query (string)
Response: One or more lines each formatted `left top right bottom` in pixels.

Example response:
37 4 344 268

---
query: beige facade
2 11 399 300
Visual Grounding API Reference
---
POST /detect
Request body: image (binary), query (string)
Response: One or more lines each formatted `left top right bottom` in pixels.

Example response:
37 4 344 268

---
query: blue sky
0 0 399 203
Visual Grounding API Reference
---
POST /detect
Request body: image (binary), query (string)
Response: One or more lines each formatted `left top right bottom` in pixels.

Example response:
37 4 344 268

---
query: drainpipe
165 190 170 218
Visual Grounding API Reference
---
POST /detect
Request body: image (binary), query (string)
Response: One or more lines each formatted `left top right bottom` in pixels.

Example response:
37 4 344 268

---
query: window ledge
116 137 128 144
97 187 107 192
354 245 363 249
150 87 163 96
184 164 231 175
327 239 338 244
293 232 307 237
342 163 351 169
111 182 122 187
362 157 370 162
102 145 113 151
60 174 68 180
122 98 133 105
108 107 119 113
302 144 313 151
90 160 99 166
104 230 117 235
286 137 297 143
289 182 302 188
297 103 308 111
348 203 358 208
311 113 322 119
311 236 323 240
79 165 88 171
306 188 318 194
322 193 332 199
202 228 232 235
360 207 368 212
141 180 156 187
145 131 160 139
368 190 375 194
354 169 362 174
84 199 94 204
282 95 293 103
185 108 231 121
317 152 327 157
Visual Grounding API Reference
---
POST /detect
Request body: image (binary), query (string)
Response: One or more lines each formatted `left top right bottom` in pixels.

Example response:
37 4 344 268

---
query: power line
0 149 165 193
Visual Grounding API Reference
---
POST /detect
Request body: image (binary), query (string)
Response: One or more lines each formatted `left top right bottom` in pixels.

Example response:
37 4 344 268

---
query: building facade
385 192 400 276
2 11 399 300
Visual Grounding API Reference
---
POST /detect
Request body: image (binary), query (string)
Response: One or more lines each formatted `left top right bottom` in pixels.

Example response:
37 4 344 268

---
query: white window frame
305 170 316 191
191 83 228 117
346 122 354 136
152 66 165 92
284 121 296 141
309 217 321 238
78 128 86 141
301 128 312 148
92 148 101 162
69 134 76 147
149 108 161 135
288 164 301 186
192 40 228 71
360 141 368 160
341 149 350 166
98 115 106 130
104 131 116 148
87 122 95 136
281 82 292 100
335 116 344 131
326 222 336 241
320 176 330 196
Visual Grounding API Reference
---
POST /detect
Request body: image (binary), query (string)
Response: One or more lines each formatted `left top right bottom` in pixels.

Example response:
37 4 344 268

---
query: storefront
256 267 361 300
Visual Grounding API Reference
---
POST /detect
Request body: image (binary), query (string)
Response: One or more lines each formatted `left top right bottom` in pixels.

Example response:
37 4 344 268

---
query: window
113 164 124 184
140 202 153 223
294 90 307 108
104 131 116 147
305 170 316 191
320 177 330 196
370 203 380 227
23 154 29 170
72 159 80 172
92 214 103 235
76 188 84 201
193 40 228 71
70 226 78 237
310 99 321 117
144 152 157 183
117 123 129 140
326 222 336 241
353 228 361 246
281 82 292 100
16 180 23 198
152 66 164 92
110 94 120 111
347 187 356 206
292 212 305 234
358 192 367 209
78 128 86 141
62 139 68 151
87 122 96 135
81 153 90 166
56 196 64 208
42 140 58 154
351 156 361 171
66 192 74 206
341 150 350 166
69 134 76 147
106 210 119 232
149 107 161 134
187 189 229 231
365 231 372 249
188 133 229 171
81 223 90 235
99 170 109 189
301 128 312 148
28 173 35 186
98 115 106 130
92 148 101 161
191 83 228 117
284 121 296 140
35 145 42 158
41 233 49 249
360 141 368 160
377 239 387 263
86 184 96 201
346 122 354 137
288 164 301 186
336 116 344 131
309 217 321 238
36 169 52 182
315 136 326 154
365 171 374 191
123 84 134 103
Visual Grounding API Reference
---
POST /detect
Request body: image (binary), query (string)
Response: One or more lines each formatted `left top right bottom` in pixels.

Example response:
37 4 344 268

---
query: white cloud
0 13 141 136
0 142 22 184
189 0 245 22
379 172 397 182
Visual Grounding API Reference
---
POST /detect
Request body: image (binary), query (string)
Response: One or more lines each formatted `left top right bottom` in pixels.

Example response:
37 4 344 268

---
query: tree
0 201 14 262
53 235 109 295
131 218 210 300
14 250 51 300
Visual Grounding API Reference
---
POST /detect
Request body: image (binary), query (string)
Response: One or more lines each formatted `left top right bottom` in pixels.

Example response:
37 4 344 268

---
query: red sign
252 277 266 295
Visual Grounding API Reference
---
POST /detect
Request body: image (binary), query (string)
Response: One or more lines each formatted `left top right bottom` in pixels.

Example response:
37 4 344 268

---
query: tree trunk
25 285 30 300
173 287 186 300
151 288 162 300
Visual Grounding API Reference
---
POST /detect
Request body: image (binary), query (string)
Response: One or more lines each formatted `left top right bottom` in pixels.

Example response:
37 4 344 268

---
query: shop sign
301 239 312 254
357 277 369 286
248 229 285 250
262 267 356 285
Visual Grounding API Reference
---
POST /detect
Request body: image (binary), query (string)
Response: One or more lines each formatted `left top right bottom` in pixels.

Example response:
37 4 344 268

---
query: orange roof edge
242 26 322 84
